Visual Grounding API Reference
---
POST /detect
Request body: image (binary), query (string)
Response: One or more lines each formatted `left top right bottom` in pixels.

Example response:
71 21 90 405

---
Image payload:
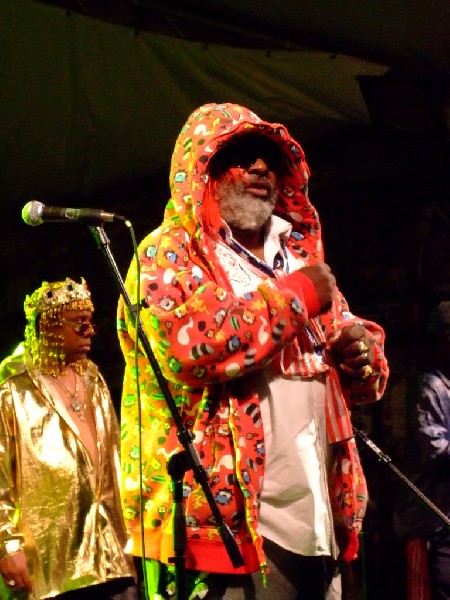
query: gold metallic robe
0 344 135 599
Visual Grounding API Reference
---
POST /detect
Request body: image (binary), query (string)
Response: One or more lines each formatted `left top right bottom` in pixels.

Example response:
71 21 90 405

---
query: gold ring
361 364 373 379
362 351 369 362
358 340 368 353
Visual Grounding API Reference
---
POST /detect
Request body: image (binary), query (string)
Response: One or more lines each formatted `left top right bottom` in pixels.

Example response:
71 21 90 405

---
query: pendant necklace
52 369 87 421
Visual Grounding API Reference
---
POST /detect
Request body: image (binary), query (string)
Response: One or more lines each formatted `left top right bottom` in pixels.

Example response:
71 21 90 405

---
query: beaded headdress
24 278 94 375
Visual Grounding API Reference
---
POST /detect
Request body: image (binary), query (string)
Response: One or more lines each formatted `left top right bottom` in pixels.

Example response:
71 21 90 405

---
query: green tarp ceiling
5 0 450 212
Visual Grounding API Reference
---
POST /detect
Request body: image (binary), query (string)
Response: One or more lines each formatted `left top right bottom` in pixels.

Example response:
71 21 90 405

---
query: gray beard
217 181 278 232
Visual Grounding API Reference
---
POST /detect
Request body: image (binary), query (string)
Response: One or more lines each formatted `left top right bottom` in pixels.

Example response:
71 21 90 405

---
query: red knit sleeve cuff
281 271 321 318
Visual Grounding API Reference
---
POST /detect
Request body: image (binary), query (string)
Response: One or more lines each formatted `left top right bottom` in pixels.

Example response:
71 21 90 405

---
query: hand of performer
299 263 336 313
328 323 374 380
0 550 33 593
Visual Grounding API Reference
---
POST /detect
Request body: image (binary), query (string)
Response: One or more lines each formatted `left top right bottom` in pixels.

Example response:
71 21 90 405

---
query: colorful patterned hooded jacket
118 103 389 573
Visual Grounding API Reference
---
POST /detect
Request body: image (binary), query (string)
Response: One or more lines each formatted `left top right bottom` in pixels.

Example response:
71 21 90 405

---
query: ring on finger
358 340 368 354
361 364 373 379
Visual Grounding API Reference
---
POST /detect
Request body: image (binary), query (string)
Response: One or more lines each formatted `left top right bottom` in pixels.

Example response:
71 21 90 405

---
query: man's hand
328 324 374 379
299 263 336 313
0 550 33 593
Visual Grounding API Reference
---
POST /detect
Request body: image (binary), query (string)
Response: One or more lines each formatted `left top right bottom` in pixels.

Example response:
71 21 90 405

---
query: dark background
1 2 450 598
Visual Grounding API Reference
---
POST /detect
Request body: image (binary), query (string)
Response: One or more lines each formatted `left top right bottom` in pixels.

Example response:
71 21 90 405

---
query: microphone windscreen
22 200 43 226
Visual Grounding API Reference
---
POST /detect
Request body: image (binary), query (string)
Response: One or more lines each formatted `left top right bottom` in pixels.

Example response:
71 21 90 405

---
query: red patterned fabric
118 103 389 572
328 437 368 561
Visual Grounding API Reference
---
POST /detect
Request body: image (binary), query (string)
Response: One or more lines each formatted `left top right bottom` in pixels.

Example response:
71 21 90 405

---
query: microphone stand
353 426 450 529
88 225 244 600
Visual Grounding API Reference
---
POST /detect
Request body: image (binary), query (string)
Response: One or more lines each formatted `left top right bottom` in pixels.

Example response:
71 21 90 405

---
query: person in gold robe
0 278 138 600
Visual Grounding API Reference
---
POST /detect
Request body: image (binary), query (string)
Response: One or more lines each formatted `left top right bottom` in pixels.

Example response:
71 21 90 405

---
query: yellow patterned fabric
0 344 135 599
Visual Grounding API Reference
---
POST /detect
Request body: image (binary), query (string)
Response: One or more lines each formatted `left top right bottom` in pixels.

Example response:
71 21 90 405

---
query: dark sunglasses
62 319 99 335
209 133 284 177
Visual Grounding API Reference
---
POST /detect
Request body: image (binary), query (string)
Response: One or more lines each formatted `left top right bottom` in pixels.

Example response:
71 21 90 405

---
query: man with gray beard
118 103 389 600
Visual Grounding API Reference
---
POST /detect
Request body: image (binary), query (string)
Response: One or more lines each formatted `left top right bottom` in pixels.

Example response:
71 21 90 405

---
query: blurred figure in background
414 301 450 600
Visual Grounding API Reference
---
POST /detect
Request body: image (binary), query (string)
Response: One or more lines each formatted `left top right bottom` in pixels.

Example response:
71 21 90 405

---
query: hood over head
169 103 320 241
162 102 323 278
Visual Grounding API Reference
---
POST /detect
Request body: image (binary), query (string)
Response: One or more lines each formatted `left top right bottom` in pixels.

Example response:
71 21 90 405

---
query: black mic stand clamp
167 451 191 599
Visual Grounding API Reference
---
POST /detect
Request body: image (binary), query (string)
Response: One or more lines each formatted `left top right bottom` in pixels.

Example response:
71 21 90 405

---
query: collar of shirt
219 215 294 275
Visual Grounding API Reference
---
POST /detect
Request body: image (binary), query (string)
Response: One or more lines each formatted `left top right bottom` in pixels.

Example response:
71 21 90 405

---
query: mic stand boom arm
88 226 244 598
353 426 450 529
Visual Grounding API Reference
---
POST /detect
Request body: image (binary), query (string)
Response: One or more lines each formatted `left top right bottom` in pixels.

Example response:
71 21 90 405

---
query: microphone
22 200 126 226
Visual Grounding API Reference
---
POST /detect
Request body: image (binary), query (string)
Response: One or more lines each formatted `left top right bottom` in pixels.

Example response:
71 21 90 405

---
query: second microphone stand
354 426 450 529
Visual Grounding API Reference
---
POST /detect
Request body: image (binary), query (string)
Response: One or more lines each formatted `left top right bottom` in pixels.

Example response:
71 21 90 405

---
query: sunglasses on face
209 134 284 176
62 319 99 335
